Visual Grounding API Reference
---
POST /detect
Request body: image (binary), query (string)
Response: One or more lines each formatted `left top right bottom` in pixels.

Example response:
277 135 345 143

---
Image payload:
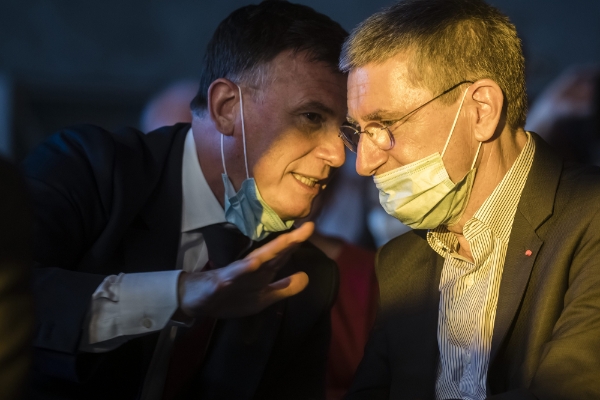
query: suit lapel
489 210 542 363
201 304 283 399
489 132 563 364
201 223 253 268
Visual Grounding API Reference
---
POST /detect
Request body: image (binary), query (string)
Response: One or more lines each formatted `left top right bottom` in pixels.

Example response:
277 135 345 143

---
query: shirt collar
469 131 535 243
181 128 226 232
428 131 536 258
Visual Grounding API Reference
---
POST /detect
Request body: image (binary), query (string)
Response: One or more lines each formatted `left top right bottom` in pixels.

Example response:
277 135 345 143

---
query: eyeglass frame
339 80 474 152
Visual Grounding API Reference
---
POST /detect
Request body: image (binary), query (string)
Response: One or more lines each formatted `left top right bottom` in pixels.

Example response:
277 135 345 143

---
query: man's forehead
347 57 431 122
268 50 339 79
259 51 347 113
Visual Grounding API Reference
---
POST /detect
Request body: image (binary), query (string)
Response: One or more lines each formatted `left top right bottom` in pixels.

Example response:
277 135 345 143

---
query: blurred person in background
140 80 198 133
0 157 34 400
22 2 349 399
526 65 600 165
341 0 600 398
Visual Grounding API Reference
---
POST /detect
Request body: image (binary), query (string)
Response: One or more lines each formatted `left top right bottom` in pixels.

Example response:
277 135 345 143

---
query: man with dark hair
24 2 348 399
340 0 600 398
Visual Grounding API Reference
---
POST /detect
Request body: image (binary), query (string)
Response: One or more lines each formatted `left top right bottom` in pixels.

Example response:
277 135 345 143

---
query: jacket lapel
194 232 288 399
489 133 562 364
201 223 253 268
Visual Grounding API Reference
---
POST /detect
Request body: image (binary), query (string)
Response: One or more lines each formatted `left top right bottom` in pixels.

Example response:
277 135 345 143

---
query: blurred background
1 0 599 161
1 0 600 251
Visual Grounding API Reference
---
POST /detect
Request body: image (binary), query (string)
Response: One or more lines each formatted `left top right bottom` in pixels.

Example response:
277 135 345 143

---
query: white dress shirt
80 128 226 352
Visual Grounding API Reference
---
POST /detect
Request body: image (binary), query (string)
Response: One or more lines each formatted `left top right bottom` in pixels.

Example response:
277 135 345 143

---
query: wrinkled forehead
346 54 433 124
261 51 348 117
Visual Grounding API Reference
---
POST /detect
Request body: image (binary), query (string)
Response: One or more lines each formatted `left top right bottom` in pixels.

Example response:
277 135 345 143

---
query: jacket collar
515 132 563 231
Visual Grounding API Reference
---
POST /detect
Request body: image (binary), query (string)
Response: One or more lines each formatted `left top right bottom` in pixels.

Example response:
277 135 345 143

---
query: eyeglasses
339 80 473 152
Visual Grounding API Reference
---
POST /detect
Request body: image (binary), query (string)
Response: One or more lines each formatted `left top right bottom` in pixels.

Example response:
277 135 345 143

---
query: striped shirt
428 132 535 400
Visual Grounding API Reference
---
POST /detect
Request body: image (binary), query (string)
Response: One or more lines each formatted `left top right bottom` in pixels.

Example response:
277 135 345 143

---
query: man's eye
303 113 323 123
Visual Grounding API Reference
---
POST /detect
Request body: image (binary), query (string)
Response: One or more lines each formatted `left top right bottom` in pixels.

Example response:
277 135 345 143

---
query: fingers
216 222 315 287
264 272 309 303
218 258 260 281
245 222 315 265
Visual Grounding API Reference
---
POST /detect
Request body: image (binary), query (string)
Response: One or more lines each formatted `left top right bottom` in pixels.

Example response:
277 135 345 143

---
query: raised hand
177 222 314 318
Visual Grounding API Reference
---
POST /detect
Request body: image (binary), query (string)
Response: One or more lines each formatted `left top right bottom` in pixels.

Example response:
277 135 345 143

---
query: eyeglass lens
339 124 392 152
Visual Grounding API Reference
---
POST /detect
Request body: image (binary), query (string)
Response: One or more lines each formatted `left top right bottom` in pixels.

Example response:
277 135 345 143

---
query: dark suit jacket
347 133 600 400
0 158 34 400
22 124 338 400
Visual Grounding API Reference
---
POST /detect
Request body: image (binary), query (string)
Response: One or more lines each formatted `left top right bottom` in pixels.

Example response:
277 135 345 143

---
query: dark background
1 0 599 159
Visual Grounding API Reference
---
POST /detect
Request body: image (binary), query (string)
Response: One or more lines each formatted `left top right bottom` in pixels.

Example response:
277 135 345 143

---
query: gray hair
340 0 527 130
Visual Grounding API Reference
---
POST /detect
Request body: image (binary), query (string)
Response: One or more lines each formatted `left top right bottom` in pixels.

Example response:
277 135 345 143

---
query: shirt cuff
87 271 182 345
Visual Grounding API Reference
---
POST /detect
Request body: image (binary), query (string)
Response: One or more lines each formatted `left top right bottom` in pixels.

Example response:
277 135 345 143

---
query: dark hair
190 0 348 116
340 0 527 130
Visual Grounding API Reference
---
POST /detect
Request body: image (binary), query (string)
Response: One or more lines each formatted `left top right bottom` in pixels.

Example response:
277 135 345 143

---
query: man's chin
273 202 312 224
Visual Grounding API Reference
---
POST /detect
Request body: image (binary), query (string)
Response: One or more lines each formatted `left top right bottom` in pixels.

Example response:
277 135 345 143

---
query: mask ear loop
220 85 251 179
470 142 482 169
238 85 250 179
221 134 227 176
441 87 470 158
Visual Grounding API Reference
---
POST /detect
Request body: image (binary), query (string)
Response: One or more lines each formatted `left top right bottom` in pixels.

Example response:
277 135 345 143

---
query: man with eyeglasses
340 0 600 399
24 2 348 399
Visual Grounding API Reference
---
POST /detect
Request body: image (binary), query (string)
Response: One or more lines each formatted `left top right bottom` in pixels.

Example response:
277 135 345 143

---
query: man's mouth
292 173 321 188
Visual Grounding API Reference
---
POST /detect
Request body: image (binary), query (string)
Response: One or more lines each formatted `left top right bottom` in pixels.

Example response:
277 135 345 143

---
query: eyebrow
295 100 337 117
347 109 405 126
361 109 405 122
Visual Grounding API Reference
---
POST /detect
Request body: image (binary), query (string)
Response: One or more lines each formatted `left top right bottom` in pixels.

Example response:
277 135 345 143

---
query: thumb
265 272 309 301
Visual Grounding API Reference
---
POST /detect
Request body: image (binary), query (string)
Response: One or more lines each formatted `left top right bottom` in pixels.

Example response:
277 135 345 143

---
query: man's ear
207 78 239 136
468 79 504 142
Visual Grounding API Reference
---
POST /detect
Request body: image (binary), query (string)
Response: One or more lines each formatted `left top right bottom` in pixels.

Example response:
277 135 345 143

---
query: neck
447 126 528 260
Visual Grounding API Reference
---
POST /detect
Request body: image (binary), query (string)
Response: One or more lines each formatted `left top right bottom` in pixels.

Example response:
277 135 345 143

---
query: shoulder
551 162 600 223
376 230 432 276
24 123 188 168
22 123 189 190
559 162 600 198
376 230 440 312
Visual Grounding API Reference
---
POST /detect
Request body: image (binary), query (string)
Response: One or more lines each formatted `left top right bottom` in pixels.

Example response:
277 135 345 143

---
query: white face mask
221 85 294 241
373 88 481 230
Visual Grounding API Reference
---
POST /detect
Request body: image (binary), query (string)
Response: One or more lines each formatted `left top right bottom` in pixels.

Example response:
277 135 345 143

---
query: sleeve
21 127 167 381
487 207 600 400
524 209 600 399
23 128 119 356
79 271 182 353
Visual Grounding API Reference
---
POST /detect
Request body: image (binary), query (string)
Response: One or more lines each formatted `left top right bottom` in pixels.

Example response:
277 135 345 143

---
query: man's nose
317 129 346 168
356 135 388 176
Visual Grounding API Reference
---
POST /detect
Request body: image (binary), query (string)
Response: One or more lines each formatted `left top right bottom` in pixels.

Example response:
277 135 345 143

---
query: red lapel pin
525 249 532 257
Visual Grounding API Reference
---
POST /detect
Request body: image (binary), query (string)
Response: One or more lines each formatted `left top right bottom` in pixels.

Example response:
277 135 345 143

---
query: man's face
347 53 474 182
242 51 347 221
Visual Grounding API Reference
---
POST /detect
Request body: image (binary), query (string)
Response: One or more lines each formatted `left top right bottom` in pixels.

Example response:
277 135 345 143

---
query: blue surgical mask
221 85 294 241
